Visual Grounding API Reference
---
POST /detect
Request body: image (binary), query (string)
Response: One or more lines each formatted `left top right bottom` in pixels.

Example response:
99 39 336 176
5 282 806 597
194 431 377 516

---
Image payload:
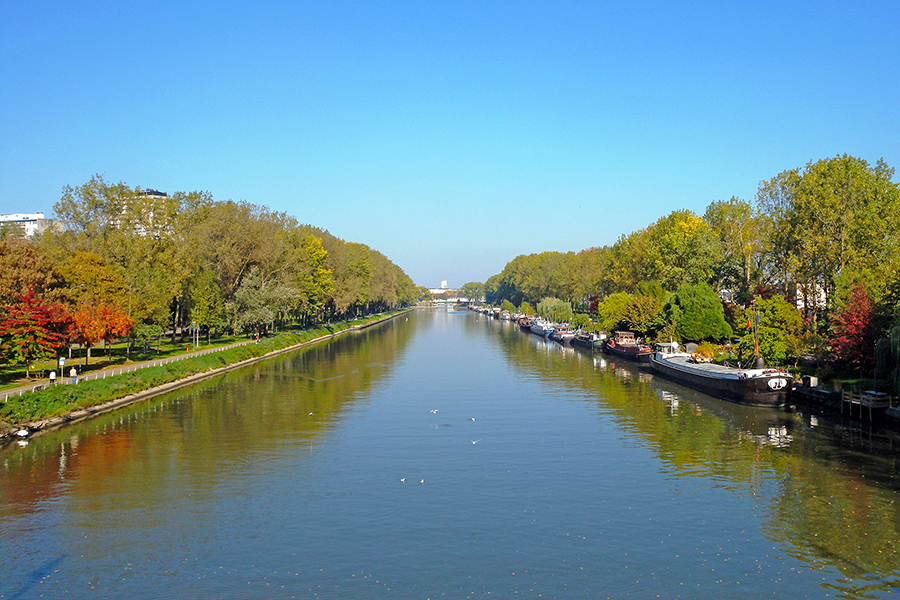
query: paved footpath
1 338 256 403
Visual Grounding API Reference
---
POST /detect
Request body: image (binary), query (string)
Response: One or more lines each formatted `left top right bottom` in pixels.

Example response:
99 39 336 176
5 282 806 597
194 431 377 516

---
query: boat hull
572 335 604 350
649 354 792 407
604 343 653 363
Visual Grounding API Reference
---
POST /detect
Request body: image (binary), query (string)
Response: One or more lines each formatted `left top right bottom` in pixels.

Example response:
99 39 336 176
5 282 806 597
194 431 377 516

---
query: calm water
4 309 900 599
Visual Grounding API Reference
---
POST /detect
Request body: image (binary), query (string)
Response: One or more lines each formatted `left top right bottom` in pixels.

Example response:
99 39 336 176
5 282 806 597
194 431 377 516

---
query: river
3 308 900 599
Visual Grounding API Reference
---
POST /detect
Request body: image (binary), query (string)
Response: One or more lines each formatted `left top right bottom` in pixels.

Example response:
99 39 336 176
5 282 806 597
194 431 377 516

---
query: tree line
0 175 417 374
460 155 900 381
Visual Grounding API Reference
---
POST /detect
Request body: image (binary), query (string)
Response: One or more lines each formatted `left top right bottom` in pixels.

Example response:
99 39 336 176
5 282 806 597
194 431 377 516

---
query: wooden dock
841 390 895 421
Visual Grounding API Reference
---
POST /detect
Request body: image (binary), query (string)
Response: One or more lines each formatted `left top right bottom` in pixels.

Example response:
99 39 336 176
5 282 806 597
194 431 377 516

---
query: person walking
49 370 56 385
70 367 77 384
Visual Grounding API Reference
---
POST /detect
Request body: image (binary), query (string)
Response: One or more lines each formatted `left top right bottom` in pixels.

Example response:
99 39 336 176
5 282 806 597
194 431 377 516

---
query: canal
4 308 900 598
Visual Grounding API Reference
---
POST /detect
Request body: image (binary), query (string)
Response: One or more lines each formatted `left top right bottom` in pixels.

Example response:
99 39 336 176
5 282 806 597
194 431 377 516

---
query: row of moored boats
470 306 794 408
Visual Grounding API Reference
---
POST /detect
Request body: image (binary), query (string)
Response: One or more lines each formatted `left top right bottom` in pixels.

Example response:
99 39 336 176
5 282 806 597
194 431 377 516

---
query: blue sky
2 1 898 288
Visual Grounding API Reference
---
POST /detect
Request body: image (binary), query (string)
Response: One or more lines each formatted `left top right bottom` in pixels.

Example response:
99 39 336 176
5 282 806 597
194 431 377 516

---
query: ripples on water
3 309 900 598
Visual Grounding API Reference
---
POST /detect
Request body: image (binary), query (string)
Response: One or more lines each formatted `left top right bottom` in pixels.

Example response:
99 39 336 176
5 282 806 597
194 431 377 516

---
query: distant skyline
3 1 898 288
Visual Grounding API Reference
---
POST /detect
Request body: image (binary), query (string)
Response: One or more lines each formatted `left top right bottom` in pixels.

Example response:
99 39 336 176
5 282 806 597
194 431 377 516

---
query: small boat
649 342 793 407
530 318 555 337
604 331 653 363
518 316 534 330
549 324 575 342
572 330 606 350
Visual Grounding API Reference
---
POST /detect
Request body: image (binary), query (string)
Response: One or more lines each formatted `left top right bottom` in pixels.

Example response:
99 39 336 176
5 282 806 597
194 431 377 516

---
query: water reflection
5 311 900 598
0 321 413 521
486 316 900 595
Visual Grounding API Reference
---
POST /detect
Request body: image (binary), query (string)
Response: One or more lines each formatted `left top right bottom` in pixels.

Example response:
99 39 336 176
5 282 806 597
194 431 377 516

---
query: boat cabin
613 331 637 345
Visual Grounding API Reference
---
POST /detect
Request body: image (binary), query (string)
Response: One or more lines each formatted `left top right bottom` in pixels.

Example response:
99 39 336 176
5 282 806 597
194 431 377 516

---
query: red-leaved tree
0 289 73 378
830 282 879 372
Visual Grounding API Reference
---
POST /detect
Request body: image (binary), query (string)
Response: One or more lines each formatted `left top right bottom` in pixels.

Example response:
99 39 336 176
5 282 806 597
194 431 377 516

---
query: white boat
530 318 555 337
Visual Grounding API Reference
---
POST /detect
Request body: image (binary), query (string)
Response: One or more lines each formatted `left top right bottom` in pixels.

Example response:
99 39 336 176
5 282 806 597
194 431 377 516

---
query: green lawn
0 333 249 392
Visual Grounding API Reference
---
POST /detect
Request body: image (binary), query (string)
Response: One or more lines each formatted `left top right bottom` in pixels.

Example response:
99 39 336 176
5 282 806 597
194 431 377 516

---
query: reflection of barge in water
649 342 793 408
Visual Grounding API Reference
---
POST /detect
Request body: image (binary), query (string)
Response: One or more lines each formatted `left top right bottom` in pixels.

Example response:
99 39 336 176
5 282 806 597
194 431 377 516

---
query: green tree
537 297 574 324
704 197 764 301
519 301 535 316
621 294 662 336
595 293 631 332
500 299 516 312
571 313 592 329
740 295 804 366
662 283 732 342
757 155 900 322
458 281 485 302
229 267 277 334
189 268 226 340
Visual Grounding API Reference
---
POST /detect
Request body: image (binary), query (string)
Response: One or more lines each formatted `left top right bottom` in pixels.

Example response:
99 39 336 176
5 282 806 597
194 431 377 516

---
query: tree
571 313 592 329
621 294 662 336
73 302 133 364
293 234 334 325
757 156 900 322
662 283 732 342
704 197 764 302
537 297 574 324
739 295 804 365
133 322 164 355
59 251 129 309
519 301 535 316
500 299 516 312
0 290 73 378
830 282 879 372
229 266 278 334
595 293 631 332
0 237 62 304
188 268 226 340
458 281 485 302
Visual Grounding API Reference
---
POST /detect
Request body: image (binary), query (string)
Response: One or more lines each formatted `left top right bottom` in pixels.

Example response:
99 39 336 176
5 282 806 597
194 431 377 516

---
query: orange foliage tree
73 302 133 364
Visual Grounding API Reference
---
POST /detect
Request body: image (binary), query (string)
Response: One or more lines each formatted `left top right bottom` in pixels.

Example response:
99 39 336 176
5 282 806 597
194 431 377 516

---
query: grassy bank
1 310 408 430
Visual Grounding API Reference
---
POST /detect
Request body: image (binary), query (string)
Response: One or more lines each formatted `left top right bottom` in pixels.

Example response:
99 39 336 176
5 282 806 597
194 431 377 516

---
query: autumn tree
0 237 62 304
830 282 879 372
73 302 133 364
0 290 73 378
59 251 129 308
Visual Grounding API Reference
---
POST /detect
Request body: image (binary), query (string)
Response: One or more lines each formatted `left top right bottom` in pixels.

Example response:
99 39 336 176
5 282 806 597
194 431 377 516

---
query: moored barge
648 342 793 408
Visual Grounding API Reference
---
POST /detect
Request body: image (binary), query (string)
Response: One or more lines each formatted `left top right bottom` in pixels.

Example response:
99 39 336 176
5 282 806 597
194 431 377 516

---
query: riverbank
0 309 411 441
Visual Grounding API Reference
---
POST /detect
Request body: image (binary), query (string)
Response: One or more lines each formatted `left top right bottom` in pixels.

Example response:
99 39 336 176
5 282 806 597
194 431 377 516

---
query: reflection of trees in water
0 319 415 520
485 316 900 588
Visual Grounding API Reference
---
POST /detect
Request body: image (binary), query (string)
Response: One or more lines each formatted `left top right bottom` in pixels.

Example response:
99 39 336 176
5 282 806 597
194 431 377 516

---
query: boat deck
656 354 784 380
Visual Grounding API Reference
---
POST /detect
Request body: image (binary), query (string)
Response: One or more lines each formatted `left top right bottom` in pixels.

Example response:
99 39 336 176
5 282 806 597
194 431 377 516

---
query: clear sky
2 1 898 288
